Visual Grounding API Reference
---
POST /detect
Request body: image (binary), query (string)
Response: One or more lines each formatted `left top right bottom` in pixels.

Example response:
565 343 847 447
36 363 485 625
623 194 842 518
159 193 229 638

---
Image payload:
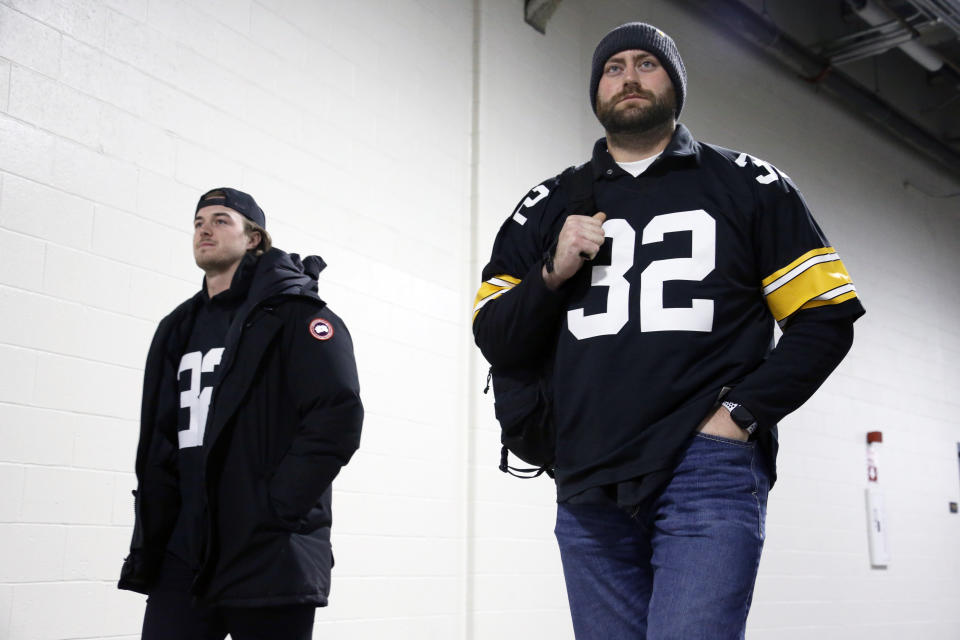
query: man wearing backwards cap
119 188 363 639
473 22 863 638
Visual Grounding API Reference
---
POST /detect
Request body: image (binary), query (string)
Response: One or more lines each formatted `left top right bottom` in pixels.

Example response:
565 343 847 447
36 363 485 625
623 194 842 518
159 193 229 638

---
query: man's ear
246 230 261 250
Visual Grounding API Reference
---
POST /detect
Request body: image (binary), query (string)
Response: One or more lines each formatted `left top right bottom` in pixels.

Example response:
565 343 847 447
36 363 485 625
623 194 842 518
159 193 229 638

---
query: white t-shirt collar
616 151 663 177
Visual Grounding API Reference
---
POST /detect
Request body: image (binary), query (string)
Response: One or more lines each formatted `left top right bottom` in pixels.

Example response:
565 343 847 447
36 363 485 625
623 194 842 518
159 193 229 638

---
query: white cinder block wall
1 0 958 638
0 0 474 637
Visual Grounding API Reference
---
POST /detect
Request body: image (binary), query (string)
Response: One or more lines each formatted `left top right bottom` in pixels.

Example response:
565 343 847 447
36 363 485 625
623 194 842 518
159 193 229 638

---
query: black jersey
473 125 864 501
166 266 250 569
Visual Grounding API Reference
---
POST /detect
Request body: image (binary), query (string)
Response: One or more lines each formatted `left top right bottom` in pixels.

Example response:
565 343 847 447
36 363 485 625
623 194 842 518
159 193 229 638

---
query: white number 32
567 209 716 340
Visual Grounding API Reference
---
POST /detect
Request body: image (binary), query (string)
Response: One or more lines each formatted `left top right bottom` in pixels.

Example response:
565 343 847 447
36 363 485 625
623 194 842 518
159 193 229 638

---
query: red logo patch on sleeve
309 318 334 341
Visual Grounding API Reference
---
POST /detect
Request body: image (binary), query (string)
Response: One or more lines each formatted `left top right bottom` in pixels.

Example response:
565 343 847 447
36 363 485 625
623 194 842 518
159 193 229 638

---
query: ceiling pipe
907 0 960 35
822 20 924 65
677 0 960 177
849 0 944 71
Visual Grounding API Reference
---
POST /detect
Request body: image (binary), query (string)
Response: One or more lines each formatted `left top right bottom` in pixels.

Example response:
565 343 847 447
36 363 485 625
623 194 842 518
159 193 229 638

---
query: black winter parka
118 249 363 607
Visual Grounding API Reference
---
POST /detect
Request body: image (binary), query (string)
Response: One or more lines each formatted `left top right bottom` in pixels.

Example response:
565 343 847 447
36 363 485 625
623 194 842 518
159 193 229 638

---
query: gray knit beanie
589 22 687 116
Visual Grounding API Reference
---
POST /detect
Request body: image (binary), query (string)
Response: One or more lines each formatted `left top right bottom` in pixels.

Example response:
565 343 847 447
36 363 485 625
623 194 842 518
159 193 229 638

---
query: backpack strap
546 160 598 267
499 446 552 478
559 160 597 218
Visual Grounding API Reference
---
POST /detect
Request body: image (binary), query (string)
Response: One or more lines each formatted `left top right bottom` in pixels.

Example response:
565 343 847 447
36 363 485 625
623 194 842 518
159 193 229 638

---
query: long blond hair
242 218 272 256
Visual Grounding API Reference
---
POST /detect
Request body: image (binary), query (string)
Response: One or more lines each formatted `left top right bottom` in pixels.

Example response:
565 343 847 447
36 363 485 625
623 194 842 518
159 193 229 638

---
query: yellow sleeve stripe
800 288 859 311
486 275 521 287
764 256 857 322
762 247 838 289
472 274 521 319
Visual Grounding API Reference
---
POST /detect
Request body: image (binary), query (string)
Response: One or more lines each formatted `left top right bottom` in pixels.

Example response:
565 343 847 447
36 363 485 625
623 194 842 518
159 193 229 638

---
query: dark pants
555 433 771 640
141 554 315 640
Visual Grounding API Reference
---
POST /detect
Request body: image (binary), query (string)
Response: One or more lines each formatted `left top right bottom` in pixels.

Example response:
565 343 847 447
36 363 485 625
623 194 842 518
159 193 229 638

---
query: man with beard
473 22 863 639
119 188 363 640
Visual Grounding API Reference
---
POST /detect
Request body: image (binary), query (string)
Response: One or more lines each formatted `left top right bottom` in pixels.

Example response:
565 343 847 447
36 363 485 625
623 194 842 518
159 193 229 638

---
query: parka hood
249 248 327 302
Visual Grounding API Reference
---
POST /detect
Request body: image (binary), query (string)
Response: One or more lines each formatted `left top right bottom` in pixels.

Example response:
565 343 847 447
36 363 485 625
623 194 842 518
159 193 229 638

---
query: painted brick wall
2 0 959 638
0 0 473 638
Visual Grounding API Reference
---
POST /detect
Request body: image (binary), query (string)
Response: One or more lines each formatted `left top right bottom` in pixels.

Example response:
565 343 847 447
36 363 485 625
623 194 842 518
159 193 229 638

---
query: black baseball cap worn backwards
196 187 266 228
589 22 687 117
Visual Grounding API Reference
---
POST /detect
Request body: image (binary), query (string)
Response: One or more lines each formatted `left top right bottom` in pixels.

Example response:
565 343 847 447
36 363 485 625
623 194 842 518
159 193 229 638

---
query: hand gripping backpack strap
545 161 598 263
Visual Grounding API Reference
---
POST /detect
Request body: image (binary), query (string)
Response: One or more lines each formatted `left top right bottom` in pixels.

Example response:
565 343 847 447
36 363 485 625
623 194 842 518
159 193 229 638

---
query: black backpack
484 161 596 479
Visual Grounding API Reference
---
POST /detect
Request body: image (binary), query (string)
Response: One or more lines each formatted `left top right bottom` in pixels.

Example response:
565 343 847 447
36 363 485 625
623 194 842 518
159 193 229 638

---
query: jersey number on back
567 210 715 340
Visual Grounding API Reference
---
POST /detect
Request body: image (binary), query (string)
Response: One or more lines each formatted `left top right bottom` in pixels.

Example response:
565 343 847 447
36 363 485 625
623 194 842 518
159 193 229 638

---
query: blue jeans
555 433 770 640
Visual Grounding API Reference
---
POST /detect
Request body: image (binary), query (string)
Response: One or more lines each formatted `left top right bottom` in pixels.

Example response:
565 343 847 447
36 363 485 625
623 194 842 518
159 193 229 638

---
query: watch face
728 405 757 434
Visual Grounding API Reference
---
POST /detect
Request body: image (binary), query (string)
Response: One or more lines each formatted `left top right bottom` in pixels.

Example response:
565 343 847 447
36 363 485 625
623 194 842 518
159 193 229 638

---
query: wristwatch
721 401 758 436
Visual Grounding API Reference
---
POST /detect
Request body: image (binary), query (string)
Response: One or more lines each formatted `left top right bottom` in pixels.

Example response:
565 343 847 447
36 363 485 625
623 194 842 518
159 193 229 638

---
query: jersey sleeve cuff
527 259 572 309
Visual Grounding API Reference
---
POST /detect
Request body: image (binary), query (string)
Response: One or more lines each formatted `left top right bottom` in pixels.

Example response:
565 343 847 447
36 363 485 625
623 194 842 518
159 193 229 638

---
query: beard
596 83 676 135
